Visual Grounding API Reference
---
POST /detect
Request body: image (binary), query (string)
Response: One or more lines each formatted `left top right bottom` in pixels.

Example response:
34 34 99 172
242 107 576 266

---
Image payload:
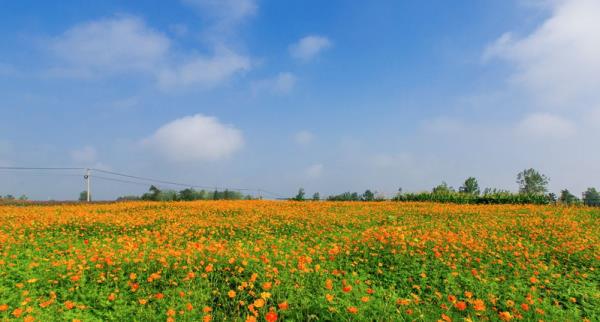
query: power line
93 175 154 187
0 166 289 199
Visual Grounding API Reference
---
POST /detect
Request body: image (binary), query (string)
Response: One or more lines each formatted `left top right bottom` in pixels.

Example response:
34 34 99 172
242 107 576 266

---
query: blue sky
1 0 599 200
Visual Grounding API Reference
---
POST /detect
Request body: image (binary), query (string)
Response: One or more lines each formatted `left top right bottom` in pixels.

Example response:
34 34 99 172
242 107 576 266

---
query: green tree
516 168 549 195
294 188 305 201
559 189 579 205
312 192 320 201
432 182 454 194
79 191 89 202
141 185 161 201
362 189 375 201
459 177 480 195
583 187 600 206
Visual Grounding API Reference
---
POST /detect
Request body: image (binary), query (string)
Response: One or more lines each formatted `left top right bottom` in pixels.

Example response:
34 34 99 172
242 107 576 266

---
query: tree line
293 168 600 206
112 185 254 202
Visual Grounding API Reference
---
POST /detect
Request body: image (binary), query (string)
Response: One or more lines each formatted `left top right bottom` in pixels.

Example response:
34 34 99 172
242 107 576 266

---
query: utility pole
84 168 91 202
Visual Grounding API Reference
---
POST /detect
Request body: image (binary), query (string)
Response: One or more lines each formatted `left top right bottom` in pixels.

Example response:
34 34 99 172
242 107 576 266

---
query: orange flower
464 291 473 298
167 309 176 317
325 279 333 290
325 294 334 302
203 315 212 322
529 277 538 284
447 295 457 303
278 301 289 310
253 299 265 308
107 293 116 301
454 301 467 311
342 285 352 293
472 299 486 311
262 282 272 290
397 298 410 306
203 306 212 313
361 296 369 303
347 306 358 314
154 293 165 300
64 301 76 310
0 304 9 312
520 303 529 311
129 273 137 280
499 311 512 321
441 313 452 322
265 311 278 322
205 264 213 273
12 308 23 318
246 316 257 322
228 290 236 298
186 303 193 311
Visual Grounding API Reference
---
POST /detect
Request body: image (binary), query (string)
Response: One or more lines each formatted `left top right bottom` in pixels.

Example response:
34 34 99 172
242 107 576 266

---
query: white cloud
515 113 576 138
252 72 297 95
305 163 323 178
158 48 251 89
485 0 600 109
294 130 315 145
289 35 332 61
142 114 244 162
50 16 170 77
70 146 98 164
48 16 251 89
182 0 257 23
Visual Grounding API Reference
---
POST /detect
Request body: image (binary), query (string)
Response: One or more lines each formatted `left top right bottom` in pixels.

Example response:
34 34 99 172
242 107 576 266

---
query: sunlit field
0 201 598 321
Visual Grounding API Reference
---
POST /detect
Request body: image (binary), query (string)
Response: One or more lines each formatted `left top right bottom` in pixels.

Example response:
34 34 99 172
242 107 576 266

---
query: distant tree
327 192 360 201
4 194 14 200
432 182 454 194
459 177 480 195
141 185 161 201
79 191 89 202
559 189 579 205
583 187 600 206
294 188 305 201
179 188 195 201
547 192 557 203
312 192 320 201
362 189 375 201
517 168 549 195
116 195 140 201
18 194 28 201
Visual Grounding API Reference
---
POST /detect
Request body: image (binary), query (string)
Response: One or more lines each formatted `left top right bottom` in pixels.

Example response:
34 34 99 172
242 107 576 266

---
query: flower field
0 201 598 321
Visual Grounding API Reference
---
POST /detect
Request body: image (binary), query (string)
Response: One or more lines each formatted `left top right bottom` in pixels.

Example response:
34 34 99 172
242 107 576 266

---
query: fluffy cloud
305 163 323 178
142 114 244 162
289 35 332 61
515 113 576 138
48 16 250 89
158 48 251 89
49 16 170 77
252 72 297 95
294 130 315 145
485 0 600 109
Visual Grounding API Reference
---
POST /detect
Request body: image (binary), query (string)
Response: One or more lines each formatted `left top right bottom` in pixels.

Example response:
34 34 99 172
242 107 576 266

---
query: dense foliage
392 190 553 205
0 201 597 321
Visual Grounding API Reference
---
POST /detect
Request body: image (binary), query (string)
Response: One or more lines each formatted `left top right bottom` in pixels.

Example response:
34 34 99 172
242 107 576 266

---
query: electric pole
84 168 91 202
